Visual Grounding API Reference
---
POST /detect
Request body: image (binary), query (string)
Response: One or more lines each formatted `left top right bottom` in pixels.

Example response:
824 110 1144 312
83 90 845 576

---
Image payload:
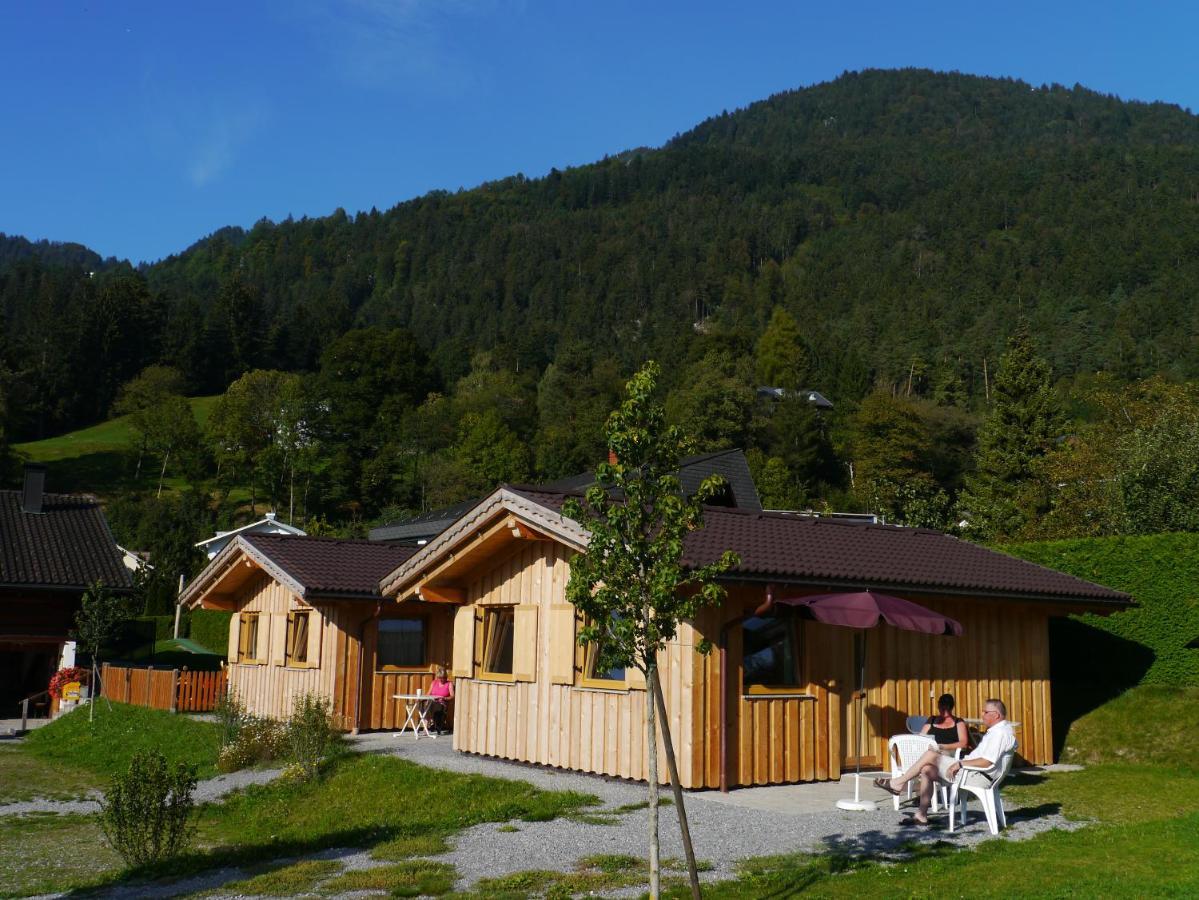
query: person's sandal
873 777 901 796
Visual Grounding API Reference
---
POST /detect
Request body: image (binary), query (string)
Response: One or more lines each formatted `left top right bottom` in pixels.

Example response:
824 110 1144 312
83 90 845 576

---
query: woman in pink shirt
428 666 454 734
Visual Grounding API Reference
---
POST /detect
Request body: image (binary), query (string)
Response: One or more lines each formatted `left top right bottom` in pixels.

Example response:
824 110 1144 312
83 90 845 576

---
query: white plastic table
393 693 436 738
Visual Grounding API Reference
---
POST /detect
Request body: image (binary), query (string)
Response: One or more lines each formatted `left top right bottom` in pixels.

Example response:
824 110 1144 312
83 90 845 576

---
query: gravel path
0 766 283 817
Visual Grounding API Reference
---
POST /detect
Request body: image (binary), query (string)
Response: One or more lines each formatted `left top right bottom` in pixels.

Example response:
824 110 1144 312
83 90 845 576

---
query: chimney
22 463 47 514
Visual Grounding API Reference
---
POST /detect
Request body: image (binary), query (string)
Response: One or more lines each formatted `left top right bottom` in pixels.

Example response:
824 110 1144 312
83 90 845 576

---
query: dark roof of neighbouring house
0 490 132 591
367 497 481 543
504 488 1131 606
368 449 762 543
241 533 419 600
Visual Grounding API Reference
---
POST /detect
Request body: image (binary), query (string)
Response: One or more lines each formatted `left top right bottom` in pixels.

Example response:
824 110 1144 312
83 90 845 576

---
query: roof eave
380 487 589 597
181 535 309 608
716 572 1132 607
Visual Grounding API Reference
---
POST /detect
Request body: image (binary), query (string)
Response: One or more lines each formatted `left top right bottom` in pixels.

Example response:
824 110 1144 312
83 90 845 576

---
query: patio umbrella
770 589 963 811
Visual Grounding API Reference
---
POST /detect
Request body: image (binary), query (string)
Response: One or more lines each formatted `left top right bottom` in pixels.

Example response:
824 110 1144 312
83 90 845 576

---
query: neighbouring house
195 511 307 560
756 386 834 410
0 464 133 715
180 534 455 731
116 544 153 575
378 485 1131 790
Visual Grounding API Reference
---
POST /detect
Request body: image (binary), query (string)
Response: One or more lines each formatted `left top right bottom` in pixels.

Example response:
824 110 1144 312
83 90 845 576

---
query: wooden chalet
1 464 133 715
380 486 1132 790
181 533 456 731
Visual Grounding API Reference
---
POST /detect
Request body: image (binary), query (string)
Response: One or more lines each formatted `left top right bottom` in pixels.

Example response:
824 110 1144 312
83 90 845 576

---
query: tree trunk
157 450 170 499
646 662 661 898
651 667 702 899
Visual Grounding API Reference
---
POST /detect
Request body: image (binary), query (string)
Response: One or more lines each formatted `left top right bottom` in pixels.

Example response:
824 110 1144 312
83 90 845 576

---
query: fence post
170 669 179 713
21 698 28 733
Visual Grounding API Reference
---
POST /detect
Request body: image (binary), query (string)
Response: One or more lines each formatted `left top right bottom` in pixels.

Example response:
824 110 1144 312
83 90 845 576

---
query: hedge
1005 532 1199 687
188 609 232 657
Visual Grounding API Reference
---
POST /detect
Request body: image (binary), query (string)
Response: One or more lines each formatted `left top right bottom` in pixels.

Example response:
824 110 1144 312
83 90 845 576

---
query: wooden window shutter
271 613 287 665
512 603 539 682
305 612 322 667
548 604 576 685
227 613 241 661
452 604 476 677
255 612 269 662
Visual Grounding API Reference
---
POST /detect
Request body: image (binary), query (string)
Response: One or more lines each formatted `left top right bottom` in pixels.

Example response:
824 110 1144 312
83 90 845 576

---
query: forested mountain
7 68 1199 438
0 234 114 272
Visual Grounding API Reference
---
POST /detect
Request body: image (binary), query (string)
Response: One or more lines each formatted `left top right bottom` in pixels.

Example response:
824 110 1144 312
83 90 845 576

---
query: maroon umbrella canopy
773 589 963 637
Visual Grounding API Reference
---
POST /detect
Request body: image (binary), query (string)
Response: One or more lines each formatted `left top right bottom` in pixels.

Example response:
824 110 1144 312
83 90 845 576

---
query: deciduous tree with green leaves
564 361 738 899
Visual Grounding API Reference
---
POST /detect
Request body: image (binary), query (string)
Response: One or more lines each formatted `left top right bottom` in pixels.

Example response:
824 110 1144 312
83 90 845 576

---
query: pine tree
961 324 1064 539
754 307 808 390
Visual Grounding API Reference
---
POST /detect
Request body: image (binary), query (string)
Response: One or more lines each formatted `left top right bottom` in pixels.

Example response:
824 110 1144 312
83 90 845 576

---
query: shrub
99 750 197 867
217 716 287 773
214 690 246 750
1006 533 1199 687
188 609 233 657
287 693 334 779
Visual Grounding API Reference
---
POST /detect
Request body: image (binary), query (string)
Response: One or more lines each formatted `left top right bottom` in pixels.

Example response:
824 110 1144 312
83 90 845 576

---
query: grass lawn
0 744 97 804
0 813 121 897
21 701 221 782
192 753 597 862
1 751 598 897
1058 686 1199 769
679 811 1199 899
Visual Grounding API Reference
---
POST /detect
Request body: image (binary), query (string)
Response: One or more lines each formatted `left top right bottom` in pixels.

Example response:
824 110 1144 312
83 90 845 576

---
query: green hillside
13 396 219 494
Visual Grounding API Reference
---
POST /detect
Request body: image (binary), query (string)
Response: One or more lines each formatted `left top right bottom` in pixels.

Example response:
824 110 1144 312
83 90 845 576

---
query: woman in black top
920 693 969 752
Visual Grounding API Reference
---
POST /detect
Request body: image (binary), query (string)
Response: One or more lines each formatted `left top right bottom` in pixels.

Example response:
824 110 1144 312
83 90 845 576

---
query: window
378 618 425 669
285 611 310 666
580 614 627 688
742 611 803 694
481 607 515 679
237 613 260 663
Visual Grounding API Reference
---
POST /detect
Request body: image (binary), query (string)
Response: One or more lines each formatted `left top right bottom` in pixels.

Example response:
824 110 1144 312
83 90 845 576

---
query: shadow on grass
1048 617 1154 759
69 823 443 897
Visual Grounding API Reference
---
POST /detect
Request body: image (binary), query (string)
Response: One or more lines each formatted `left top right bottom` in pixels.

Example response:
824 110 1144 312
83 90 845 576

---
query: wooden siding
694 587 1058 789
450 540 694 785
224 573 365 729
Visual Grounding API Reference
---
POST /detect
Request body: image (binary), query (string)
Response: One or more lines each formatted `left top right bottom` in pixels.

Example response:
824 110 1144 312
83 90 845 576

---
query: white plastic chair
887 734 957 813
948 748 1016 835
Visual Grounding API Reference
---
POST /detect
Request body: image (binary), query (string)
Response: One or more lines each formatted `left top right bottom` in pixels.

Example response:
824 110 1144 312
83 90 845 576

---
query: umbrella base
836 798 878 811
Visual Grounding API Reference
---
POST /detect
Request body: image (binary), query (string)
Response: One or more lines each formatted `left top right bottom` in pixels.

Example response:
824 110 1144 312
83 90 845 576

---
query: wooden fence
100 663 226 713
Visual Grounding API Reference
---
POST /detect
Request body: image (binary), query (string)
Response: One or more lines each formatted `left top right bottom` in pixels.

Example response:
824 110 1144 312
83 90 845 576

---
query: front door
840 631 883 769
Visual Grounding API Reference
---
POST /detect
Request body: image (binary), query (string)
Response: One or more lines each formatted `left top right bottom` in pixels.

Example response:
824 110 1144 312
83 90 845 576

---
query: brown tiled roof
242 533 418 599
0 491 132 590
507 489 1130 606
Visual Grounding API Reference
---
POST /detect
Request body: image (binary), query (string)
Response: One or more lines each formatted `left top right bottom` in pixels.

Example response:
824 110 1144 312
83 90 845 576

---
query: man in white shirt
876 698 1017 825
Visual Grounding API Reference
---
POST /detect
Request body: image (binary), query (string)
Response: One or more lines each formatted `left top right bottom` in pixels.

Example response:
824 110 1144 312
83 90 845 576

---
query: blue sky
3 1 1197 264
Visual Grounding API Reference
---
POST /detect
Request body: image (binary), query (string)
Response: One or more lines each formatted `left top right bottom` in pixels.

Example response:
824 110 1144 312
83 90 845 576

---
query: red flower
48 666 90 700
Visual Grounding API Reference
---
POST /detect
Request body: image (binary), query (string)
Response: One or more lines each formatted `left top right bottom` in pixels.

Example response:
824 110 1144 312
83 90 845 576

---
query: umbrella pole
837 632 877 811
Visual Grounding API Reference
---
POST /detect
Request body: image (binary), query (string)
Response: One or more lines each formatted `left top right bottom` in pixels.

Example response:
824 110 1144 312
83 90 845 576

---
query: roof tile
0 491 132 590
